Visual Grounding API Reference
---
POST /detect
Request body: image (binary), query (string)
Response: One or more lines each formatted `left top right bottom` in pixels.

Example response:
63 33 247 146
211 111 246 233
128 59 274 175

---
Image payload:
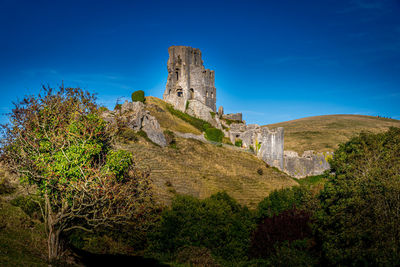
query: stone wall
163 46 216 113
257 127 284 170
283 151 332 178
222 113 242 121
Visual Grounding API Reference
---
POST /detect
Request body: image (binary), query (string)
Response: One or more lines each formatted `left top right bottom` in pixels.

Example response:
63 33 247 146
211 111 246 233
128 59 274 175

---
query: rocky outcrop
102 101 167 147
283 150 332 178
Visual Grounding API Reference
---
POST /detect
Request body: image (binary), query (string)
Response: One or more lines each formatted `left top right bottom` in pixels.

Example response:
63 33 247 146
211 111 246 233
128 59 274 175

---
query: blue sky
1 0 399 124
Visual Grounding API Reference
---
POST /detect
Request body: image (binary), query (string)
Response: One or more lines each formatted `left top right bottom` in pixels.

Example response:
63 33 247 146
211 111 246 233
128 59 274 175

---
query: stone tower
163 46 216 112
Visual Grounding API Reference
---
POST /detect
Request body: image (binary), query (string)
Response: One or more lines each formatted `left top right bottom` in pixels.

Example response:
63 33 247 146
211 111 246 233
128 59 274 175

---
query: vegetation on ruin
131 90 145 103
204 128 224 142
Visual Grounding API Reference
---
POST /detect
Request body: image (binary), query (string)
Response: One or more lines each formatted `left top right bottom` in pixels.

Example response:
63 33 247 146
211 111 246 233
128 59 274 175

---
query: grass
0 199 47 266
117 136 297 208
165 103 211 132
265 114 400 154
145 97 202 135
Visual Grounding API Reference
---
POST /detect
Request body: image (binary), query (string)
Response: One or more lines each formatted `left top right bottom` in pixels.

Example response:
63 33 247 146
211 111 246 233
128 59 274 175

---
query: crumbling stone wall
283 151 333 178
163 46 216 113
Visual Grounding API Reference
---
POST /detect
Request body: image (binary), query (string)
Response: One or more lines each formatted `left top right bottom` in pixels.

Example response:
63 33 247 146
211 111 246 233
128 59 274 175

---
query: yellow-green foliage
204 128 224 142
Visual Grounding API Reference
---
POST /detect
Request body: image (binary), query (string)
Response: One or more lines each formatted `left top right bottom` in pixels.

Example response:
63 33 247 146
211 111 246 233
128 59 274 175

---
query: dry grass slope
265 114 400 154
118 137 297 208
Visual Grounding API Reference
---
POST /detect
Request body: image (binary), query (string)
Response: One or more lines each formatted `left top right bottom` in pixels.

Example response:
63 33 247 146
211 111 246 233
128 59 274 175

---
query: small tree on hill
0 86 154 262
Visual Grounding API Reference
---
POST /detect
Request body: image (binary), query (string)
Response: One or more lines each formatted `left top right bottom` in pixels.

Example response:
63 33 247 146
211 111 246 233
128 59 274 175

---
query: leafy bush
205 128 224 143
315 127 400 265
257 168 263 175
131 90 145 103
10 195 43 221
149 192 255 261
256 186 314 220
250 209 312 259
114 103 122 110
235 139 243 147
175 246 219 267
210 112 216 118
166 104 211 132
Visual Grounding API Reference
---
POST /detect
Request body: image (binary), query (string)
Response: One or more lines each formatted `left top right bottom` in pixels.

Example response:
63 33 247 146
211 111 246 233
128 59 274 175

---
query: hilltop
265 114 400 154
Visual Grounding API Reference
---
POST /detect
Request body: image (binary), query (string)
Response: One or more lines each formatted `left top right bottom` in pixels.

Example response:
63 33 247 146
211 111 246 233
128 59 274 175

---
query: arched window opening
176 71 179 81
190 88 194 100
206 91 209 97
211 92 214 98
177 88 183 97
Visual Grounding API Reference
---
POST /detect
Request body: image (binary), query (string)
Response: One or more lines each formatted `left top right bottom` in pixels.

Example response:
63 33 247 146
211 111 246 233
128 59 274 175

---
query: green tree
131 90 145 103
1 86 153 262
315 128 400 265
149 192 255 262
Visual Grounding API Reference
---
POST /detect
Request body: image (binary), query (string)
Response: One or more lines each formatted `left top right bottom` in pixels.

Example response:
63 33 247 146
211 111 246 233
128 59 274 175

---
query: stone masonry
163 46 216 113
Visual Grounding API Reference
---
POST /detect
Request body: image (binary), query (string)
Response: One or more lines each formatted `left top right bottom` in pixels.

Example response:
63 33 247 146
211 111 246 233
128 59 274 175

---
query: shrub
175 246 219 267
315 127 400 265
235 139 243 147
163 130 176 147
257 168 263 175
256 186 314 220
10 195 43 221
149 192 255 261
131 90 145 103
250 209 312 259
0 176 14 195
114 103 122 110
205 128 224 143
210 112 216 118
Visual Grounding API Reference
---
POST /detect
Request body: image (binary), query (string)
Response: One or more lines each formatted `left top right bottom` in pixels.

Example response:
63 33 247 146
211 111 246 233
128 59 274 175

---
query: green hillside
265 114 400 154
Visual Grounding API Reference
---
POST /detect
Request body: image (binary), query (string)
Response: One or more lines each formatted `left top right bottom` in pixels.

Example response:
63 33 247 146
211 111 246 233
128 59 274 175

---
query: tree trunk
48 225 63 262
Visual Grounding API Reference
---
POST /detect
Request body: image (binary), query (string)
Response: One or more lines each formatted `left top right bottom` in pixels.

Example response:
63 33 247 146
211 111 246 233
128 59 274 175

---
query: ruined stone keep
163 46 217 112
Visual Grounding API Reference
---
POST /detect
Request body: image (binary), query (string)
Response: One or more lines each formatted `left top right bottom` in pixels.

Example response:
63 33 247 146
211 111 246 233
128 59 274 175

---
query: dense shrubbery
149 192 255 262
315 127 400 265
166 104 211 132
204 128 224 142
256 185 315 220
250 209 312 259
131 90 145 103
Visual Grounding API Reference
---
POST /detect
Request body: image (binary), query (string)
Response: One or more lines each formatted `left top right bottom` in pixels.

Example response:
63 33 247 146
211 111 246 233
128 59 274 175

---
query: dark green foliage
175 246 219 267
166 104 211 132
267 240 318 267
10 195 43 221
250 209 312 259
98 106 108 112
315 127 400 265
149 192 255 261
0 177 14 195
210 112 216 118
131 90 145 103
256 186 314 220
204 128 224 143
235 139 243 147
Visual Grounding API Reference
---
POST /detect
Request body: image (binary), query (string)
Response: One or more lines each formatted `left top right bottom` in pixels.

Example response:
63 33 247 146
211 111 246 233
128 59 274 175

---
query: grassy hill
265 114 400 154
116 96 297 208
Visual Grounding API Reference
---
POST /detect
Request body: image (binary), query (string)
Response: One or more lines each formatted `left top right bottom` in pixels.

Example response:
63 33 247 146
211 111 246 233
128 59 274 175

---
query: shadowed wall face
163 46 216 112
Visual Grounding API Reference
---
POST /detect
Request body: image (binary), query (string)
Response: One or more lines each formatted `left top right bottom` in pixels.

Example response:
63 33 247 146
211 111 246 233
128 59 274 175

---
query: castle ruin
163 46 331 178
163 46 216 113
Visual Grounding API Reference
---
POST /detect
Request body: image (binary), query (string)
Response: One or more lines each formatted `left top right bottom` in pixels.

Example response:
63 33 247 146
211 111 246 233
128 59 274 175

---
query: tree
0 86 153 262
315 128 400 265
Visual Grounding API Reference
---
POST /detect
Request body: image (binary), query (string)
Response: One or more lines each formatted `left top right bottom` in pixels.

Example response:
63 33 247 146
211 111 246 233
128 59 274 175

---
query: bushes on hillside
204 128 224 143
149 192 255 262
315 127 400 265
235 139 243 147
256 186 315 220
250 208 312 259
131 90 145 103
